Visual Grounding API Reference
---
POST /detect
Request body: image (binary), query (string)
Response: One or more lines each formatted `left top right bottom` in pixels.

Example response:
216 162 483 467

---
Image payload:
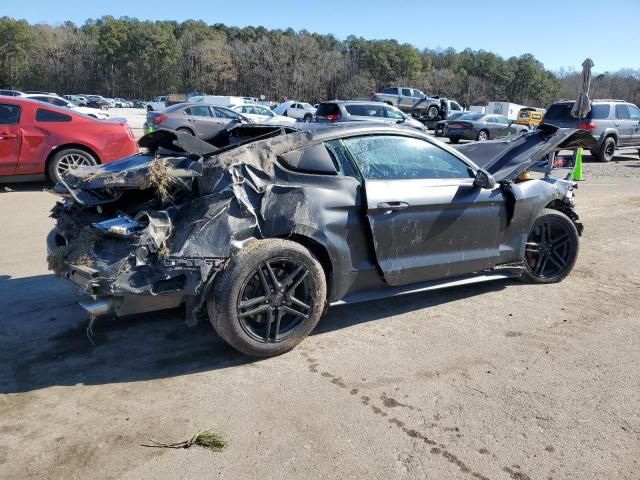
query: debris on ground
142 428 228 452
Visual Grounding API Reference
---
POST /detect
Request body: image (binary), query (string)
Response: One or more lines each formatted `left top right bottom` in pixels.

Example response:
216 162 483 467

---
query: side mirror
396 117 406 124
474 168 496 189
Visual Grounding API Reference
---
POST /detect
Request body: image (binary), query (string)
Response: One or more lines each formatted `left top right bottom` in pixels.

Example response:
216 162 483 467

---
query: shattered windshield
343 135 472 180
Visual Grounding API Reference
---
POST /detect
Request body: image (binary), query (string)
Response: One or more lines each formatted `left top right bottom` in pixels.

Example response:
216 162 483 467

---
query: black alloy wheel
522 209 579 283
237 258 312 343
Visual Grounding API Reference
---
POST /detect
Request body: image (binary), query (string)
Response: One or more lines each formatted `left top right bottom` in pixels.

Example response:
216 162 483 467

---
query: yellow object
516 109 544 128
573 148 584 181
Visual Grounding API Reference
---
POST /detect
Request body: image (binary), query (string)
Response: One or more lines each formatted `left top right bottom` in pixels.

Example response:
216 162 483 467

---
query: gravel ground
1 135 638 480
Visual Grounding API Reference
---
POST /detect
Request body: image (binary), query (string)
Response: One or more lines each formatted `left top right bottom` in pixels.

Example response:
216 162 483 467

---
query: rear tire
208 239 327 357
448 137 460 144
48 148 98 184
520 209 579 284
477 130 489 142
594 136 615 162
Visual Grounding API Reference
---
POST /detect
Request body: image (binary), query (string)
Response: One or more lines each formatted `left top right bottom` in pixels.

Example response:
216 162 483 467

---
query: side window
384 107 404 119
35 109 72 122
401 88 411 97
450 102 461 111
213 107 239 120
187 106 212 117
615 104 630 120
324 139 359 178
497 116 510 124
627 105 640 120
51 98 69 107
0 104 20 124
345 105 365 116
363 105 385 117
343 135 472 180
412 90 424 98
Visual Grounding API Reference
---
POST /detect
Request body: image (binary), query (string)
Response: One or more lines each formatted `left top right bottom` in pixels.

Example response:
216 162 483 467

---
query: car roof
322 100 389 106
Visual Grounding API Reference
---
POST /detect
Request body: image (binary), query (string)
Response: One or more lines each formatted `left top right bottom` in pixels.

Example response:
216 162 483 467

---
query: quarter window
35 109 72 122
343 135 472 180
0 104 20 124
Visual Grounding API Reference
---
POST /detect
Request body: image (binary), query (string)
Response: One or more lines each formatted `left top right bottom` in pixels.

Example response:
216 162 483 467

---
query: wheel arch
273 233 334 299
45 143 101 179
544 199 582 236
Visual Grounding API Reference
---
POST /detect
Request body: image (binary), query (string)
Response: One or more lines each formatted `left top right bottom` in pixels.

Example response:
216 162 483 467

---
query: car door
399 88 414 110
182 105 219 137
343 134 506 286
626 104 640 145
614 104 633 146
212 107 243 129
0 103 22 176
496 115 515 136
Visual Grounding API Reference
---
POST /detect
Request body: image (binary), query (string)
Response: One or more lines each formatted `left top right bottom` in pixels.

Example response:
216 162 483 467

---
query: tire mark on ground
301 352 497 480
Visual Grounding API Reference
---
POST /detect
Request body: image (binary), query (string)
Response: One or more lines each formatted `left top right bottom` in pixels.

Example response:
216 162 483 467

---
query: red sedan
0 96 138 183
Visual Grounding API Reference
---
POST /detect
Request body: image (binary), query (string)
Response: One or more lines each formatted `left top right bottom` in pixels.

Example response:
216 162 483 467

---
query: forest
1 16 639 108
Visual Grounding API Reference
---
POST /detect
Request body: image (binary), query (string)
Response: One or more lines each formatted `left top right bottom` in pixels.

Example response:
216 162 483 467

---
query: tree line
1 16 639 108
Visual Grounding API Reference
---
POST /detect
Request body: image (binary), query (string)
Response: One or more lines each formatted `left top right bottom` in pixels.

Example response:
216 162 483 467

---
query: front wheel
303 114 313 122
520 209 579 284
48 148 98 183
477 130 489 142
208 239 327 357
426 105 439 121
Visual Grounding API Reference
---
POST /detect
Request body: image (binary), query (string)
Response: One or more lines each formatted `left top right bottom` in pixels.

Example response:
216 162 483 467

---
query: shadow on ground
1 181 51 193
0 273 508 394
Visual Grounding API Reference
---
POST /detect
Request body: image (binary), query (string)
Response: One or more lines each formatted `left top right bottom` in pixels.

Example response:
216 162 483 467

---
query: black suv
543 99 640 162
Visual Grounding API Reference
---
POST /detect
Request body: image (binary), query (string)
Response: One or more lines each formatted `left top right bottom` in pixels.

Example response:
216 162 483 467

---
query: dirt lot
1 151 639 480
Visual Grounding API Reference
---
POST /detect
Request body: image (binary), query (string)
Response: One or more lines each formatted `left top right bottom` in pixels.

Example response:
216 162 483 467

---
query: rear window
458 113 484 121
382 87 398 95
316 103 341 116
0 104 20 124
545 103 610 120
35 109 72 122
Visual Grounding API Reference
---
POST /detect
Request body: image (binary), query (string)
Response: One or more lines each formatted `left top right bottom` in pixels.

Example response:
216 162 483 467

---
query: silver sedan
144 103 248 139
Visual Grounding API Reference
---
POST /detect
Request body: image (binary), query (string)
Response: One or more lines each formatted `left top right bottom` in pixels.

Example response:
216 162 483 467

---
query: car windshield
458 113 485 121
301 103 313 109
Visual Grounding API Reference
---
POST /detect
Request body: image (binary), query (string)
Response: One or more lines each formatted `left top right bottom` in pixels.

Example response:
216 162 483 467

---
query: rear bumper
47 227 218 316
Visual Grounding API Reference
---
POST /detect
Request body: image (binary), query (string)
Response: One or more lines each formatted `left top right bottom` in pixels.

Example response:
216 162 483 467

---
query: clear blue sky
9 0 639 73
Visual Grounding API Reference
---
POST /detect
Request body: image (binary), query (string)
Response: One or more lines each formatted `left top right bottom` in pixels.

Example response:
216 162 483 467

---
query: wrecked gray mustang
47 123 596 357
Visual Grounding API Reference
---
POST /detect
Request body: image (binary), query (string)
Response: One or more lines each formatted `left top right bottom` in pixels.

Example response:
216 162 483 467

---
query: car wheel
477 130 489 142
48 148 98 184
426 105 439 121
448 137 460 144
208 239 327 357
303 114 313 122
594 136 616 162
177 127 195 136
520 208 579 284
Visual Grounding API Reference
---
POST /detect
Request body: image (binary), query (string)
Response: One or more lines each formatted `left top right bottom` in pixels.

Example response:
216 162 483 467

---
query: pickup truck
370 87 444 120
145 94 187 111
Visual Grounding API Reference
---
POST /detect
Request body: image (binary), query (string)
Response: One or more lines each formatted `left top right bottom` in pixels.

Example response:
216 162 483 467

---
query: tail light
325 113 341 121
152 114 167 125
579 121 596 132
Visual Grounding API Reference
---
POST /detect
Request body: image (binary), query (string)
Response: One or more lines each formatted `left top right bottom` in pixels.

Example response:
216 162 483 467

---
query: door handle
378 201 409 213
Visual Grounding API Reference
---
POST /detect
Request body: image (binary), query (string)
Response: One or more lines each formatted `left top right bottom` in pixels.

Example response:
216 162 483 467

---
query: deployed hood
455 125 598 182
